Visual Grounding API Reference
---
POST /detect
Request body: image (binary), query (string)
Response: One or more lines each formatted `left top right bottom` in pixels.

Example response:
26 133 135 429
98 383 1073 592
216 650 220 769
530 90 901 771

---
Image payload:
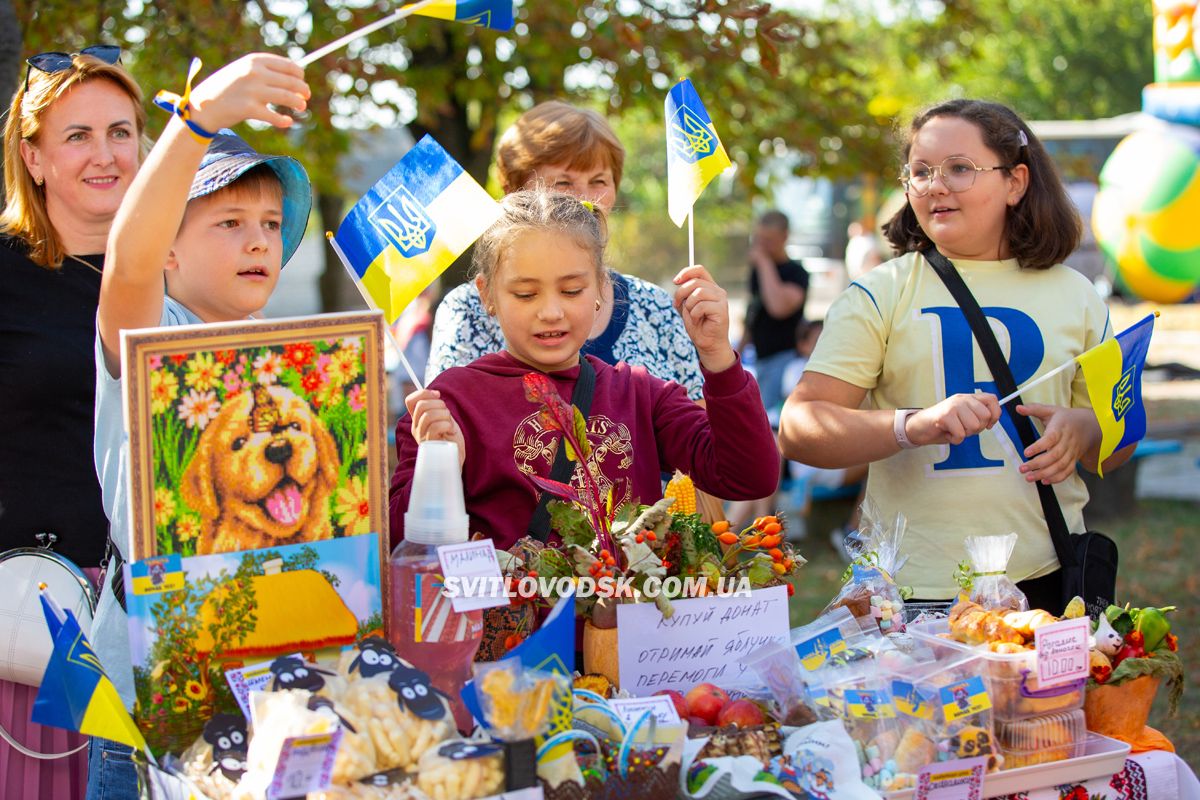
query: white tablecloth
997 751 1200 800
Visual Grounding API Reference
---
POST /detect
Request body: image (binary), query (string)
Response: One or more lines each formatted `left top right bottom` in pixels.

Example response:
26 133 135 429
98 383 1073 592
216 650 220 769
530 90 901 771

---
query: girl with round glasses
778 99 1133 612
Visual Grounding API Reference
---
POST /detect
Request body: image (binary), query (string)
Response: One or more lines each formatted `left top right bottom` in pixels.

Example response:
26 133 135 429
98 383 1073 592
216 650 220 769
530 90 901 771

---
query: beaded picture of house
125 534 383 755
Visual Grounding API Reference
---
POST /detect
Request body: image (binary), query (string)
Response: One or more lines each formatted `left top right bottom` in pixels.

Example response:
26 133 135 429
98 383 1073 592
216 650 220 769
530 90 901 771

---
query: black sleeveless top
0 236 109 565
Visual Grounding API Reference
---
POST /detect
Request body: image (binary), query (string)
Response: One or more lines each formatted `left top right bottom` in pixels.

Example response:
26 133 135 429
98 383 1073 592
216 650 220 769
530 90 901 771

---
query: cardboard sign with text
616 585 789 695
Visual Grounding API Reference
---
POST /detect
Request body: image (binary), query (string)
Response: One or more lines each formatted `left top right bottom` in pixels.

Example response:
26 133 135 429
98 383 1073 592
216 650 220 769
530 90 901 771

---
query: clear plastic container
996 709 1087 768
389 441 484 733
908 619 1085 720
884 637 1002 774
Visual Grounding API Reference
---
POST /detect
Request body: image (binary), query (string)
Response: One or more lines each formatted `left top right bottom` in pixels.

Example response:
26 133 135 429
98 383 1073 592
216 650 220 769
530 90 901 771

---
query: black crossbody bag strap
527 357 596 542
922 247 1078 571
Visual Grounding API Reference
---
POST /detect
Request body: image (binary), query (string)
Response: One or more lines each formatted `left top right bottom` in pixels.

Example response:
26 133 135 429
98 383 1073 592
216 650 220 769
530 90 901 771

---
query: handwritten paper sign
438 540 508 612
225 653 302 721
616 585 789 695
915 756 986 800
609 695 683 728
1035 617 1091 689
266 729 343 799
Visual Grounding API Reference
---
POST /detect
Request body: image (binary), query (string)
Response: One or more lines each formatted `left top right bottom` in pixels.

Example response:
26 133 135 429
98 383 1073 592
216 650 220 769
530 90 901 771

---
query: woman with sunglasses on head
777 100 1133 613
1 45 144 798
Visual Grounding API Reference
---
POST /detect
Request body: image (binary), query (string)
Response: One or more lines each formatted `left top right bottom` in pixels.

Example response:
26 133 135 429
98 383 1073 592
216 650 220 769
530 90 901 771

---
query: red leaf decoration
528 473 580 504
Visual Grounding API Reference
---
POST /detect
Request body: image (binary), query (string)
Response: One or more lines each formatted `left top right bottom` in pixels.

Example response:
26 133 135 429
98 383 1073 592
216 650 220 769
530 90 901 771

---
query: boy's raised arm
99 54 309 375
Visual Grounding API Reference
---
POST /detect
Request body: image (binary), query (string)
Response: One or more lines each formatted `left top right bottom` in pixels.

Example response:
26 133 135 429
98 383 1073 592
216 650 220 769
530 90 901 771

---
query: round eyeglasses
24 45 121 92
899 156 1010 197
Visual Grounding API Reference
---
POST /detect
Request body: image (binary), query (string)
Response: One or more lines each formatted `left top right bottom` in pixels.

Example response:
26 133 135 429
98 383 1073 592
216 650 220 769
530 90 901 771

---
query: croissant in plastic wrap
948 600 1024 646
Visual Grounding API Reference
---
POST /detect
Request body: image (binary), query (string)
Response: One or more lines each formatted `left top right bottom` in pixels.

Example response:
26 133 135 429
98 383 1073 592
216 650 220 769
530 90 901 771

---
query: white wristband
894 408 920 450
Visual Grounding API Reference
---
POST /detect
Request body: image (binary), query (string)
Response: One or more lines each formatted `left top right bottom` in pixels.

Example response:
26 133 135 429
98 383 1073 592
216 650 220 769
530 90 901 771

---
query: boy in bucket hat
87 53 311 796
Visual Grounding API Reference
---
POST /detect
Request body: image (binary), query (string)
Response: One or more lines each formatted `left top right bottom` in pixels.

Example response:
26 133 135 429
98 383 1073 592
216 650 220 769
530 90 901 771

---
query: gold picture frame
121 311 389 573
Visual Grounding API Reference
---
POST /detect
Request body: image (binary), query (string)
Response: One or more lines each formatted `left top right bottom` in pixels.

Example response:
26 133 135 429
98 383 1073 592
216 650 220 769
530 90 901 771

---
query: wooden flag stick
687 211 696 267
299 0 440 66
326 233 425 390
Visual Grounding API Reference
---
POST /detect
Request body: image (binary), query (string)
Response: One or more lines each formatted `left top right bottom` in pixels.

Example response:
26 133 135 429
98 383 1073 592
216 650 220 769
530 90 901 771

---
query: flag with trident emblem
665 78 732 227
333 135 502 324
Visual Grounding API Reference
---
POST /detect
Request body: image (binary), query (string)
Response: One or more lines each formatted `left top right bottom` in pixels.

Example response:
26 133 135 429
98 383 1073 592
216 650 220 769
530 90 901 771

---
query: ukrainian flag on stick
410 0 514 31
665 78 732 227
1076 312 1156 476
33 585 147 751
332 135 502 325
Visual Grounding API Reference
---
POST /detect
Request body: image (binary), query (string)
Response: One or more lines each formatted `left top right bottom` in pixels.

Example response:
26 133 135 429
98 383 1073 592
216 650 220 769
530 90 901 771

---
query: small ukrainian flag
1075 312 1156 476
411 0 514 31
333 135 502 324
33 589 147 751
665 78 732 227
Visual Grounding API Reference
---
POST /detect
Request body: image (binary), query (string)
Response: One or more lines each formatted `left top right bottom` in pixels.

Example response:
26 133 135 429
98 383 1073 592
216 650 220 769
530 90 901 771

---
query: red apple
716 698 767 728
684 683 731 725
653 689 689 721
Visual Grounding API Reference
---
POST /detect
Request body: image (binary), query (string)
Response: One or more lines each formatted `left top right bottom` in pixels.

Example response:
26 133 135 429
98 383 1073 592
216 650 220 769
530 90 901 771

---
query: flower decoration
511 372 806 627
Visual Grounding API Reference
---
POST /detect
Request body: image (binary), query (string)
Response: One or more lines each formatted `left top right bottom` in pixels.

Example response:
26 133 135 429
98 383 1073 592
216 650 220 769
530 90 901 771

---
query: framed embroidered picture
121 311 388 564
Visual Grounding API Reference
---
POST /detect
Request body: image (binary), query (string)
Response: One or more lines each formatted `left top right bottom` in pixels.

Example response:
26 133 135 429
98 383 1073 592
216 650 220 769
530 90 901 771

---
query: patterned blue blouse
426 271 705 399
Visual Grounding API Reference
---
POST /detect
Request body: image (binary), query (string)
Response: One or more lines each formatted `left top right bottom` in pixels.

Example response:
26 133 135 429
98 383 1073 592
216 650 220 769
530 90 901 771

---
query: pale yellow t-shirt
806 251 1111 598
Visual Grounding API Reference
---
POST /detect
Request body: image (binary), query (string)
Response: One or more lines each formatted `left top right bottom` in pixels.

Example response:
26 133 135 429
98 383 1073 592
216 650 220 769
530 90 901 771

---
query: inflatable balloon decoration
1093 0 1200 302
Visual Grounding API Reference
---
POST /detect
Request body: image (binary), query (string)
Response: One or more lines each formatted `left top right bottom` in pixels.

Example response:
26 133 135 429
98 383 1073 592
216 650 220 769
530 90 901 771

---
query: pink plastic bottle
388 441 482 733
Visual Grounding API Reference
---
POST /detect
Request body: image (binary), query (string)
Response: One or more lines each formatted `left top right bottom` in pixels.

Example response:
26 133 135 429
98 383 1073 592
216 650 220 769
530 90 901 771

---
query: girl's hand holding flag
672 264 735 373
1015 404 1104 485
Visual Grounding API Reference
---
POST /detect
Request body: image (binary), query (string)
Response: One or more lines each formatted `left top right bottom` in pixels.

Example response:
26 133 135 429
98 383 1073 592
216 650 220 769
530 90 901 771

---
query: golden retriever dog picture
128 319 385 562
182 384 342 555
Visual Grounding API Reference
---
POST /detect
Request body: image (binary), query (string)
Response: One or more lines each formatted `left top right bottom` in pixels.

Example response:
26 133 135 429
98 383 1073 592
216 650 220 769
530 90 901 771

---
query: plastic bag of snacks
416 739 507 800
884 639 1004 773
965 533 1028 612
805 658 911 792
338 658 457 772
779 720 895 800
790 606 874 674
740 642 819 727
472 659 567 742
823 511 909 635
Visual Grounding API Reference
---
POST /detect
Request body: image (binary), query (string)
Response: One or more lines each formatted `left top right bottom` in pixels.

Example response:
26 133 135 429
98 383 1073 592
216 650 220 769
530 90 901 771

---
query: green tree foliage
16 1 891 303
846 0 1154 123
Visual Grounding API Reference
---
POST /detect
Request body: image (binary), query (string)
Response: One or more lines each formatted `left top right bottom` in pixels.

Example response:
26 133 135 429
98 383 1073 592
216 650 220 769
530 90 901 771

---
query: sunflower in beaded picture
122 312 388 562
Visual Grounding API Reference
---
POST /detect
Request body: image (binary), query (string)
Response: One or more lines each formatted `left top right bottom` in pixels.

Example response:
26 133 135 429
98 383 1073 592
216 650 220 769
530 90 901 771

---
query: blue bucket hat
188 130 311 266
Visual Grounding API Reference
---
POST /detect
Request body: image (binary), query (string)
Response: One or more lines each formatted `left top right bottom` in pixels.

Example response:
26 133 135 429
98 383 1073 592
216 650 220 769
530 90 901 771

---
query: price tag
266 729 343 799
609 695 682 728
914 756 986 800
1034 617 1090 689
437 540 509 612
225 653 302 721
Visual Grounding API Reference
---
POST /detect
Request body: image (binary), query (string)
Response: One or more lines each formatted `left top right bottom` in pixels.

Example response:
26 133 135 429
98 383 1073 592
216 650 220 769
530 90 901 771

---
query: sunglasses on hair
25 45 121 92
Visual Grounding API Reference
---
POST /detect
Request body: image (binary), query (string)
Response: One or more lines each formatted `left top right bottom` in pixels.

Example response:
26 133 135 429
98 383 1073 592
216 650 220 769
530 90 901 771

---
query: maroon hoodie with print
388 352 777 550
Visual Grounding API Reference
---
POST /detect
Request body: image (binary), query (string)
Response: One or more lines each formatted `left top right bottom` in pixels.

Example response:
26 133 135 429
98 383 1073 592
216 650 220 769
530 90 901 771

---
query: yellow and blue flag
1075 312 1156 476
334 135 502 324
32 590 147 751
412 0 514 31
665 78 732 227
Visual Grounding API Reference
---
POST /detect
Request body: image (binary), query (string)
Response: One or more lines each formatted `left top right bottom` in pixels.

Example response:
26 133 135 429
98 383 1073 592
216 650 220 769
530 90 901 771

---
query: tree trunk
316 190 360 312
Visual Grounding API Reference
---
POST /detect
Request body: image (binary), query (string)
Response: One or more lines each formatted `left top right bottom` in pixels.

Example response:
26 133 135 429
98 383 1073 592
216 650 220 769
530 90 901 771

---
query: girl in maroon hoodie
389 189 779 550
